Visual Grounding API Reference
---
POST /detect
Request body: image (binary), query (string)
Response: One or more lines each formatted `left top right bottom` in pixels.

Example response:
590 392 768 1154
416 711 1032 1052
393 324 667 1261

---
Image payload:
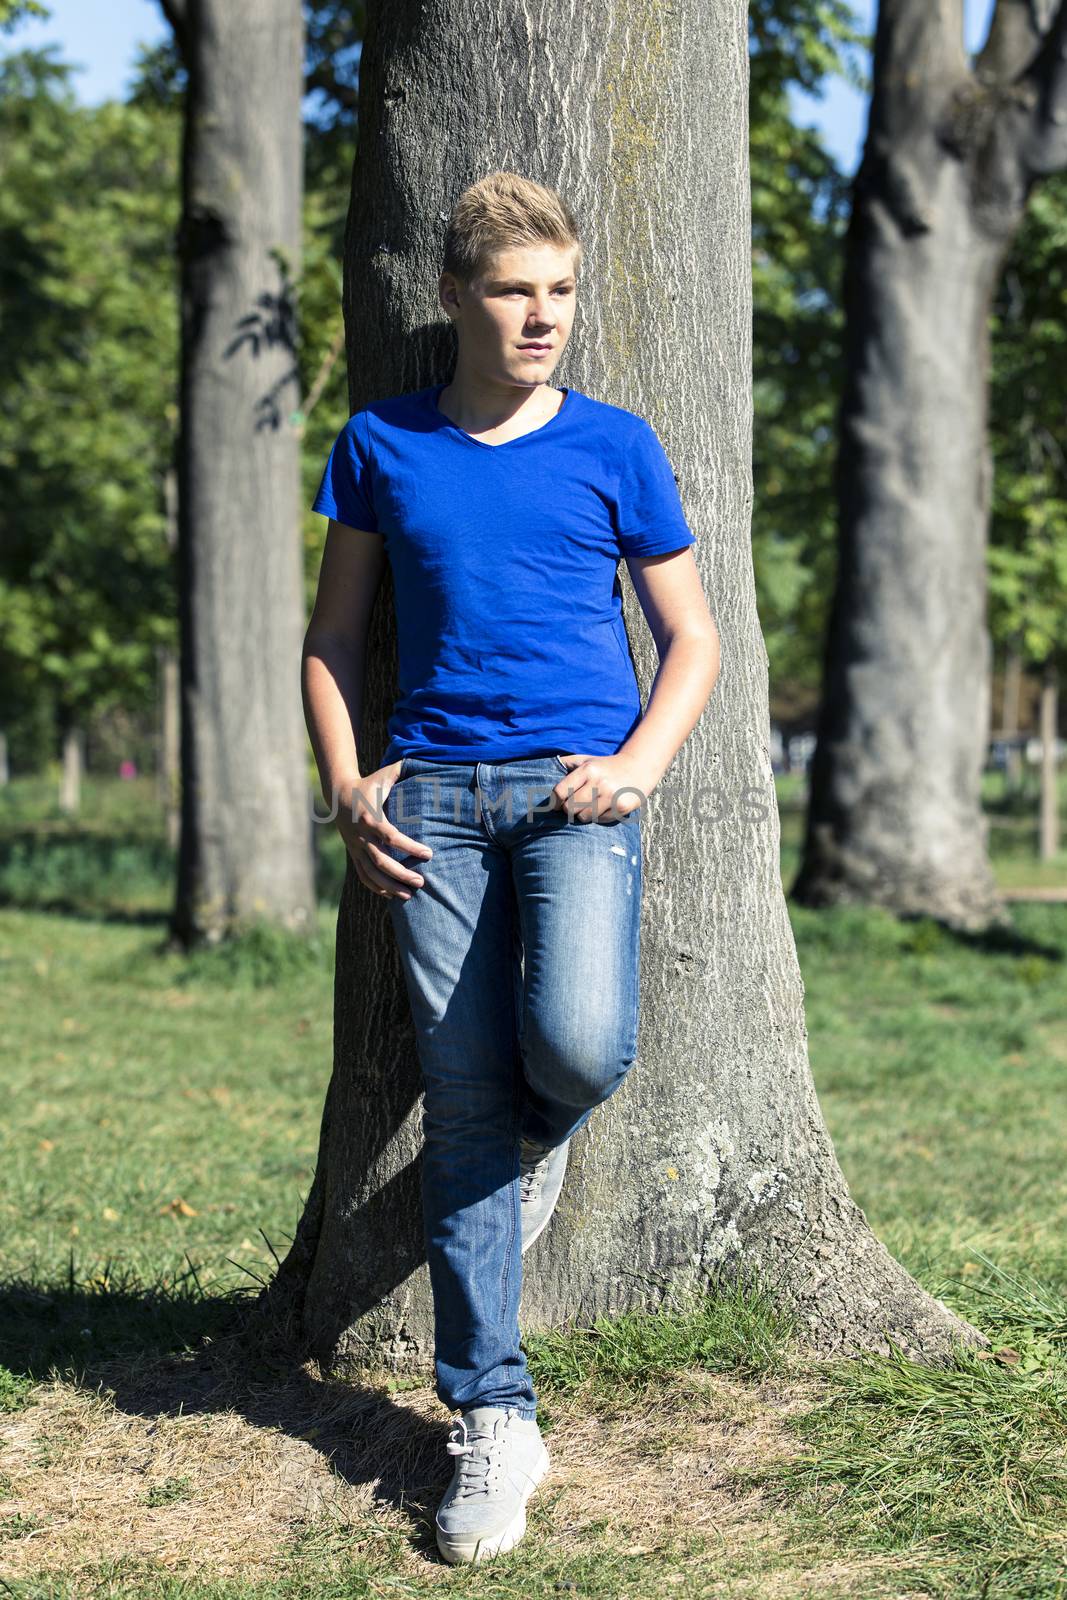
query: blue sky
9 0 997 176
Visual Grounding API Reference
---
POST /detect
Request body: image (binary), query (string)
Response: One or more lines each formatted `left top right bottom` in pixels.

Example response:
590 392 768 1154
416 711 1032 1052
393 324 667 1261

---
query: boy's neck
437 371 564 436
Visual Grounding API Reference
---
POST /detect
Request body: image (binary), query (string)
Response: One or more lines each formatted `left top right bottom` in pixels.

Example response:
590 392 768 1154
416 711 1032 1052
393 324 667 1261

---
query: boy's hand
334 762 433 901
551 753 654 824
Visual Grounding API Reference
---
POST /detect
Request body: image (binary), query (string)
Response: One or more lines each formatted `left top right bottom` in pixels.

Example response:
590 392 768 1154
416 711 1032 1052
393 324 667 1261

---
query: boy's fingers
354 851 415 899
348 807 431 860
354 858 410 900
373 816 433 858
361 838 427 889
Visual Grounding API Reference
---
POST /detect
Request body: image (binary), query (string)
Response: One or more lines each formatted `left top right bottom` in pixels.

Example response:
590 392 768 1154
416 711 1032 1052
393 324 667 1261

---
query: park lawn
0 774 1064 1597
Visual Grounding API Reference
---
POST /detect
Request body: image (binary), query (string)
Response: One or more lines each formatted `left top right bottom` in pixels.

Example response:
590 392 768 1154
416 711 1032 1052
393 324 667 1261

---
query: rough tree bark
258 0 988 1371
162 0 315 944
793 0 1067 930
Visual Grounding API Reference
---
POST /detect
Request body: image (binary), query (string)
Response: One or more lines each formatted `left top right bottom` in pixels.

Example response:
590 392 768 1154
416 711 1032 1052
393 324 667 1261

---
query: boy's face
439 242 578 388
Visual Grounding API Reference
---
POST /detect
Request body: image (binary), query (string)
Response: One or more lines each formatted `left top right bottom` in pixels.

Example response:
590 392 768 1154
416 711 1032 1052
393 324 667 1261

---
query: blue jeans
382 754 643 1420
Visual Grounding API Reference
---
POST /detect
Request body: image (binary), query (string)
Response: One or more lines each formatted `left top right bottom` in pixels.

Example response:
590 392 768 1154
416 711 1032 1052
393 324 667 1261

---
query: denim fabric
381 754 642 1419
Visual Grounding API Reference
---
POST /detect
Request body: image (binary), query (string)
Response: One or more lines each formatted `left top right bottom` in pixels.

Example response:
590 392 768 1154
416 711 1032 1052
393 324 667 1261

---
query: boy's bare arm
618 545 720 789
302 518 387 800
302 518 433 900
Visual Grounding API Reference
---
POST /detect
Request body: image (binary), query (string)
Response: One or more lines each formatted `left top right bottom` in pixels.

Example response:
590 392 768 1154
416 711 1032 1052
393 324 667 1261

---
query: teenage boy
304 170 720 1565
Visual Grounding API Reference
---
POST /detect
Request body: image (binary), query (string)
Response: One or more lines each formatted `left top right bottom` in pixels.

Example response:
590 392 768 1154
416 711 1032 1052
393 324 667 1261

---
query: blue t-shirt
311 381 695 764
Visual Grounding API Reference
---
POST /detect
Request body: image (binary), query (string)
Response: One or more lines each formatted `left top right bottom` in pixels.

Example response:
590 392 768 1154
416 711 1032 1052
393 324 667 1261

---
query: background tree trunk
59 722 83 815
1003 640 1024 794
162 0 314 945
258 0 987 1370
158 464 181 852
1039 658 1060 861
793 0 1067 930
157 644 181 853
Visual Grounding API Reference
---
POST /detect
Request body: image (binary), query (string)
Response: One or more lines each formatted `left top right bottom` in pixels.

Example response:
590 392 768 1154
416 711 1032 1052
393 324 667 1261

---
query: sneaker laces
445 1416 504 1500
519 1137 553 1205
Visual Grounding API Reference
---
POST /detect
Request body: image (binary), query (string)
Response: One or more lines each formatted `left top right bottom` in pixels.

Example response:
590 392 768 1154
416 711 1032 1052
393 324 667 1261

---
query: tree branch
1018 0 1067 174
974 0 1048 85
867 0 970 146
158 0 188 63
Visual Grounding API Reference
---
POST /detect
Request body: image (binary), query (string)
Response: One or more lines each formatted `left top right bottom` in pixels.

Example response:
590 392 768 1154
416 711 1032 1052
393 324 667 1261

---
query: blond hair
442 171 583 285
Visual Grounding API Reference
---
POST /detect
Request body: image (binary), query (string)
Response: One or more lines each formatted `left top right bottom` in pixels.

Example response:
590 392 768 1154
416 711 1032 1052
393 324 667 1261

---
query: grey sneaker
519 1134 571 1252
435 1405 550 1564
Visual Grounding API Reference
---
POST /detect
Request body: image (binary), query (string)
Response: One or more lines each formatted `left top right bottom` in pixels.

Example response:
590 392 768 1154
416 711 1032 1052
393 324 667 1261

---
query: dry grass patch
0 1335 824 1587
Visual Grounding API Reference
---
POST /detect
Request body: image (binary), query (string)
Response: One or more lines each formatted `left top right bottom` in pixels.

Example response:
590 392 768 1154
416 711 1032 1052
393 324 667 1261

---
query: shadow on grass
0 1263 452 1558
896 908 1066 962
786 896 1067 965
0 1255 799 1565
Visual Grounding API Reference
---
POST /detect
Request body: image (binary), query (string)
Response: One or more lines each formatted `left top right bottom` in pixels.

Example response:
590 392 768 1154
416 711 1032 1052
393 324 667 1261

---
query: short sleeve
311 411 380 532
613 418 696 557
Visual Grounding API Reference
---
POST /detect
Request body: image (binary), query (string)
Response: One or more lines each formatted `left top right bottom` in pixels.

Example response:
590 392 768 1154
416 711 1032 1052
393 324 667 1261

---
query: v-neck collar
428 382 571 450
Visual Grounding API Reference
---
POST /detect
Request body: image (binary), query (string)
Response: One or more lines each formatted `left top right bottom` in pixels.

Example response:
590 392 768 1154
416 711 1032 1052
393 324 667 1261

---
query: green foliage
298 2 366 611
989 174 1067 671
0 15 366 773
296 161 349 594
0 0 47 30
749 2 868 701
749 0 870 101
0 48 180 748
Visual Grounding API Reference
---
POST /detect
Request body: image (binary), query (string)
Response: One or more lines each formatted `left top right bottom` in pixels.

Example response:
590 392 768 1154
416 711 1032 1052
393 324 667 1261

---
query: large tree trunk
793 0 1067 931
255 0 987 1370
162 0 314 945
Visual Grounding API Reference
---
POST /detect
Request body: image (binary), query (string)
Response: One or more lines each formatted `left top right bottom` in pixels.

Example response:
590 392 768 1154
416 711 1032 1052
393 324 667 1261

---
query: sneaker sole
521 1201 557 1253
435 1442 550 1564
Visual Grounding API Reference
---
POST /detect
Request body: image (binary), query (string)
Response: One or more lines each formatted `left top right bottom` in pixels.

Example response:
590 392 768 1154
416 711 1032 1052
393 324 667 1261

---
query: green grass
0 772 1065 1598
743 1341 1067 1593
524 1271 798 1396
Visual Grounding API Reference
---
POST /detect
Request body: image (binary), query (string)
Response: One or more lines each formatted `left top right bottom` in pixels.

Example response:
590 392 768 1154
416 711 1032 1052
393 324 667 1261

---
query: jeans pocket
384 759 412 825
553 754 569 772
